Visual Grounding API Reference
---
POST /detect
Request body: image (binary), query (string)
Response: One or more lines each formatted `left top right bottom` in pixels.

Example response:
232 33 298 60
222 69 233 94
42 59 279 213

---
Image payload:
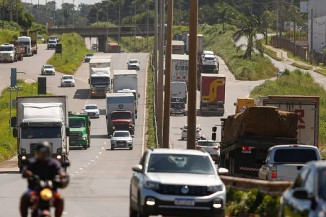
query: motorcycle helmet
35 141 52 161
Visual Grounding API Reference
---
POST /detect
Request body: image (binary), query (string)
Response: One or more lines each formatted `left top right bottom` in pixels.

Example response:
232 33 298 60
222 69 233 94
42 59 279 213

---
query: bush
256 195 280 217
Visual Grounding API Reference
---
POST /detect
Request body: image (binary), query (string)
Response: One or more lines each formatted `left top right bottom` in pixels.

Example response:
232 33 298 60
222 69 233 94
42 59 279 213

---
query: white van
17 36 32 56
171 81 187 103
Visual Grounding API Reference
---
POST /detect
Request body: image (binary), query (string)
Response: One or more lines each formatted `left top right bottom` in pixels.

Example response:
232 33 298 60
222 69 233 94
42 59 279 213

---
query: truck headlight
82 136 87 140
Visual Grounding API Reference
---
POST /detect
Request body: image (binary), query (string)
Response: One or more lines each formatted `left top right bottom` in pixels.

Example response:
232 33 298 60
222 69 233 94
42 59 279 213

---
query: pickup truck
258 144 321 181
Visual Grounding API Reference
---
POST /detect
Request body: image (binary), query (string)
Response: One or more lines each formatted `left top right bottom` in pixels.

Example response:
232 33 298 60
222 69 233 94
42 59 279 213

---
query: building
308 0 326 52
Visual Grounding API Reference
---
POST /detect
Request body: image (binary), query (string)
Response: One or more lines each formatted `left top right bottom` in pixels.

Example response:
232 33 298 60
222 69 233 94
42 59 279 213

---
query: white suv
129 148 228 217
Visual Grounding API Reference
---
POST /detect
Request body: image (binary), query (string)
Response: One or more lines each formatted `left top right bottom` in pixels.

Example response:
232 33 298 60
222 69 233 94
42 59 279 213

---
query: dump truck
219 106 300 178
68 113 91 150
200 74 226 116
11 96 70 171
259 95 320 147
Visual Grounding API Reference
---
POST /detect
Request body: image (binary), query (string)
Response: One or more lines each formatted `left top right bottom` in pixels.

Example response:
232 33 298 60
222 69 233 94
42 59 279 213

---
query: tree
233 15 264 60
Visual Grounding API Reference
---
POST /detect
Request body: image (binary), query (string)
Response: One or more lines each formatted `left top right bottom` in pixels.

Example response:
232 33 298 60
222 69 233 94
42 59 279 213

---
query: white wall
308 0 326 52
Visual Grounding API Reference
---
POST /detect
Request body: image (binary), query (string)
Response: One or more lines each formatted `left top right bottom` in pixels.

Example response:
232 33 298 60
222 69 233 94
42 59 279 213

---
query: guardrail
220 175 293 196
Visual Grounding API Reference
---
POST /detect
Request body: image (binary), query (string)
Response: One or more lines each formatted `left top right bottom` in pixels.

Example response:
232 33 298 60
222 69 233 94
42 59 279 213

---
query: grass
0 80 40 163
146 59 157 148
47 33 90 74
250 69 326 155
203 24 278 80
291 62 313 70
263 47 283 61
315 68 326 76
0 29 20 44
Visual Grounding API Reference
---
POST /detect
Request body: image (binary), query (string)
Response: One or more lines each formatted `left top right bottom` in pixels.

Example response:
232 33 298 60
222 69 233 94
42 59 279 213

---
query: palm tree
233 15 264 60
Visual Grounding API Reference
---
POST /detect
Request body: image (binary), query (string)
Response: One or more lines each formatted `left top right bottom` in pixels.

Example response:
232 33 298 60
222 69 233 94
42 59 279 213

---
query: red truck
200 73 226 116
107 42 120 53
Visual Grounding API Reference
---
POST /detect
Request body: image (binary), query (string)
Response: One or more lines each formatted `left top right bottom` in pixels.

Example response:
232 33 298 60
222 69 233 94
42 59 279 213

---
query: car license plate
174 199 195 206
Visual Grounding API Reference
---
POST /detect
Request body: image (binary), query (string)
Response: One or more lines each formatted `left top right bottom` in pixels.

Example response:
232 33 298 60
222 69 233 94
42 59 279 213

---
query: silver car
82 104 100 118
279 160 326 217
60 75 75 87
110 130 133 150
41 64 55 75
196 139 220 162
130 148 227 217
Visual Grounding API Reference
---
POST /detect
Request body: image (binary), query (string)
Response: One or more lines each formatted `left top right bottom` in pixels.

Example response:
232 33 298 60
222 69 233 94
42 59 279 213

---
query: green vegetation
263 46 283 61
291 62 313 70
146 59 156 148
250 69 326 149
315 68 326 76
0 81 40 163
203 24 278 80
226 188 279 217
47 33 90 74
0 29 20 44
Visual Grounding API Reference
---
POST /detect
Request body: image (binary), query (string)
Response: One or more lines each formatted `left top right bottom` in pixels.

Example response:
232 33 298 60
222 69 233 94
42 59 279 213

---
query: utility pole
118 0 121 48
310 9 313 62
146 0 149 50
134 2 136 51
72 0 74 28
187 0 198 150
163 0 173 149
16 0 18 23
276 0 279 45
154 0 158 114
157 0 165 147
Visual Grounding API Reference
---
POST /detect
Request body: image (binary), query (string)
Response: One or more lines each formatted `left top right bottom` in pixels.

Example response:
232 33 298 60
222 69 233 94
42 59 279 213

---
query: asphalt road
0 43 149 217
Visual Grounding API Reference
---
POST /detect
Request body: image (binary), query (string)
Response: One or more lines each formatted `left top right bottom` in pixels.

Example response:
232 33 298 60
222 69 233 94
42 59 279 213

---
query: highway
0 43 266 216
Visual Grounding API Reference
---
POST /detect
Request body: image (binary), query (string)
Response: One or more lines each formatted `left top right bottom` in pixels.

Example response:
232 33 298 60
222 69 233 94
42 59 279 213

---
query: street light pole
118 0 121 48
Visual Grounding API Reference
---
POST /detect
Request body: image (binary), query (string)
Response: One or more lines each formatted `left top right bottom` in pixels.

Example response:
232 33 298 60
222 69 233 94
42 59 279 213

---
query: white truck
0 43 22 62
259 96 320 147
171 54 189 83
17 36 33 56
113 70 139 110
106 92 136 136
89 58 112 97
258 144 321 181
171 81 187 103
11 96 70 171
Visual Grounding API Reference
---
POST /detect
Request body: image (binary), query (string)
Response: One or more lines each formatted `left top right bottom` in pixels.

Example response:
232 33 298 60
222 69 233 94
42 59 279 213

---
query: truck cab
17 36 32 56
109 111 134 135
0 43 16 62
68 113 91 150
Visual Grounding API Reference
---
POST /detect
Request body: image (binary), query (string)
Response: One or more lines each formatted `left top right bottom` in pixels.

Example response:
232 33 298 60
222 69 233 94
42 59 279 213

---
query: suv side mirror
13 128 18 138
11 117 17 127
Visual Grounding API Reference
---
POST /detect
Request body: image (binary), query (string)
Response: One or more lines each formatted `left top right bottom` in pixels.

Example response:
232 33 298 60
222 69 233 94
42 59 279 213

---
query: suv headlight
111 140 116 144
144 181 160 190
207 185 223 193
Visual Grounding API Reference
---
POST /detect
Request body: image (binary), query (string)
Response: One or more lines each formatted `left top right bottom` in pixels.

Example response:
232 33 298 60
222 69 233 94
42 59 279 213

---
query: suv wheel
138 194 148 217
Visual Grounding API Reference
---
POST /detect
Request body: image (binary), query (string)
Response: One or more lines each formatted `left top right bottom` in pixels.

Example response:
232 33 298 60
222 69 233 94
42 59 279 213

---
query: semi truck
0 43 24 62
219 106 300 178
172 40 185 54
68 113 91 150
200 74 226 116
89 58 112 97
171 81 187 103
19 30 38 55
113 70 139 109
17 36 33 56
171 54 189 83
259 95 320 147
10 96 70 171
185 33 203 54
106 92 136 136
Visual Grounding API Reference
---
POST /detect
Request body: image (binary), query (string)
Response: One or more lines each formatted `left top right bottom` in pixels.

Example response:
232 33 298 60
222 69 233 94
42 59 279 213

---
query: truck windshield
111 112 131 120
274 149 318 163
0 46 14 51
21 127 61 139
19 41 30 46
91 77 110 85
69 120 85 128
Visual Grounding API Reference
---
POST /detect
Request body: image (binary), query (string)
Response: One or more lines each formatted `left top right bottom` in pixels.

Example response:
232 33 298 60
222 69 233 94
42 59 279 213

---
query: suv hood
112 137 132 141
146 173 220 186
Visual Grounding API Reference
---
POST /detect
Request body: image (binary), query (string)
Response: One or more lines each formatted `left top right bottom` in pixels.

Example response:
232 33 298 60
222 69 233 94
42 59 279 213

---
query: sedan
180 124 202 140
41 64 55 75
279 160 326 217
110 130 133 150
127 59 140 70
196 139 220 162
130 148 228 217
82 104 99 118
83 53 94 62
60 75 75 87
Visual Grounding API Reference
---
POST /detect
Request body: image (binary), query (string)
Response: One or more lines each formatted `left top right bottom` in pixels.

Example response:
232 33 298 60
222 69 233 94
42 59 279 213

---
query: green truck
68 113 91 149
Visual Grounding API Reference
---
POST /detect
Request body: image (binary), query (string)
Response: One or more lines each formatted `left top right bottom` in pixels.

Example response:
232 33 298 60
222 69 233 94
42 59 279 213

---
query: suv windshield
274 149 318 163
147 154 214 174
85 105 97 110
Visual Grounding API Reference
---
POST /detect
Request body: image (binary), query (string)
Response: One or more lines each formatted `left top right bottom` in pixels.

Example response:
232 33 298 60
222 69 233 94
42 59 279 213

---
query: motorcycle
27 175 68 217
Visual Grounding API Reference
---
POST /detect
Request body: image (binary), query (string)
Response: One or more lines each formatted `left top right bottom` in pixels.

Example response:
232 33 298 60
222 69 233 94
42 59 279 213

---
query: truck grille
95 87 106 93
30 143 53 153
156 184 209 196
70 131 82 140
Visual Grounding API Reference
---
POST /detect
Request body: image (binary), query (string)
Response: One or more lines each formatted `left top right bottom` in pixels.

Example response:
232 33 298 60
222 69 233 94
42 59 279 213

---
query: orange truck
200 73 226 116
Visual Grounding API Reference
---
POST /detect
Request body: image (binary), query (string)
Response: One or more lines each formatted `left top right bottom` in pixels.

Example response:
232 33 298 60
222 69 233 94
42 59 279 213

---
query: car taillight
271 166 277 179
195 145 201 150
213 146 220 150
241 146 251 151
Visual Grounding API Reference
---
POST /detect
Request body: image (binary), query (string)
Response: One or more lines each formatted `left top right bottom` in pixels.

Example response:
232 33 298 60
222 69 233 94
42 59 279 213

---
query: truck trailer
200 74 226 116
171 54 189 83
11 96 70 171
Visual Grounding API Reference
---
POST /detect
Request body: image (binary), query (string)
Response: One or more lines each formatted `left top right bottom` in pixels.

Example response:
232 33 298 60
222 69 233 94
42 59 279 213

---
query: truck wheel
111 146 114 150
83 145 87 150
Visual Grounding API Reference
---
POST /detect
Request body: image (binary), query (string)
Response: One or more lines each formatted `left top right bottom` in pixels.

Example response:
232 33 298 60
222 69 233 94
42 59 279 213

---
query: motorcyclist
19 141 69 217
